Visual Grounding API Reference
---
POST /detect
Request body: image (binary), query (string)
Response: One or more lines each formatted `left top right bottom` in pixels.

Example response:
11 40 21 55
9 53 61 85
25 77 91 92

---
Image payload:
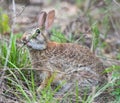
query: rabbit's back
30 42 106 87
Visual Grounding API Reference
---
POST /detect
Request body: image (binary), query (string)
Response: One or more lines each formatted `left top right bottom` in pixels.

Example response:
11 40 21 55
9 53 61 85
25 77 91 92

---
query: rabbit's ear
45 10 55 30
38 11 47 28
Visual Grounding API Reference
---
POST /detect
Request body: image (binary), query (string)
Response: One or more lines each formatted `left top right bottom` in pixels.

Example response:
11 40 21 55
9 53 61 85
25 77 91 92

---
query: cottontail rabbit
21 10 107 95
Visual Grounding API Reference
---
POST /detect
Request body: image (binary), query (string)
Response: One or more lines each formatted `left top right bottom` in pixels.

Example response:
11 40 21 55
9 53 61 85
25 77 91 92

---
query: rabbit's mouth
21 38 47 50
21 34 35 47
21 32 47 50
20 36 32 50
21 39 30 48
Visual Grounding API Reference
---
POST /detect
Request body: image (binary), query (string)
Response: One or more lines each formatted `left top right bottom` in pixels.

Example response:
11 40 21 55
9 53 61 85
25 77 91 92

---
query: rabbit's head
21 10 55 50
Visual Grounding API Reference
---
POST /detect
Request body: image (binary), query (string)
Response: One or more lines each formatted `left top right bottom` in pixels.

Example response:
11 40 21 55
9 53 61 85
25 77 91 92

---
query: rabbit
21 10 107 97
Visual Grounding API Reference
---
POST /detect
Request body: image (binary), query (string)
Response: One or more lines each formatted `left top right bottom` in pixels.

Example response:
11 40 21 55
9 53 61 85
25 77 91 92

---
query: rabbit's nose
22 36 26 41
21 35 27 44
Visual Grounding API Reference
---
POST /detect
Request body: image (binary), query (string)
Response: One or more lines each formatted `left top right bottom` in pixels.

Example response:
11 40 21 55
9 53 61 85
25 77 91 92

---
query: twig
109 15 119 36
113 0 120 8
84 0 91 14
0 67 84 77
1 93 18 101
15 3 29 17
98 56 120 66
0 37 9 42
0 67 65 74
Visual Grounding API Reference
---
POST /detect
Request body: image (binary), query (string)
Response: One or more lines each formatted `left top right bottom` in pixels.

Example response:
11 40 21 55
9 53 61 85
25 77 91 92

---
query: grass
106 65 120 101
91 24 100 52
0 34 30 68
51 29 67 43
0 8 10 34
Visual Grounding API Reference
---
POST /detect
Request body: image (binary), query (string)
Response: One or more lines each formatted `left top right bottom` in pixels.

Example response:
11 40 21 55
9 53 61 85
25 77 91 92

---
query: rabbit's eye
36 29 41 34
32 29 41 39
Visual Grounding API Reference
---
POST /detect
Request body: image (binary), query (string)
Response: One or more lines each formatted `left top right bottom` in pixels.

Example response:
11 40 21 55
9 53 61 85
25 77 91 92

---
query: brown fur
29 41 106 91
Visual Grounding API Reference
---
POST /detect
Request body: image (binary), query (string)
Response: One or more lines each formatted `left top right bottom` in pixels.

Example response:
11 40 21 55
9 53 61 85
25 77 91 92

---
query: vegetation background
0 0 120 103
